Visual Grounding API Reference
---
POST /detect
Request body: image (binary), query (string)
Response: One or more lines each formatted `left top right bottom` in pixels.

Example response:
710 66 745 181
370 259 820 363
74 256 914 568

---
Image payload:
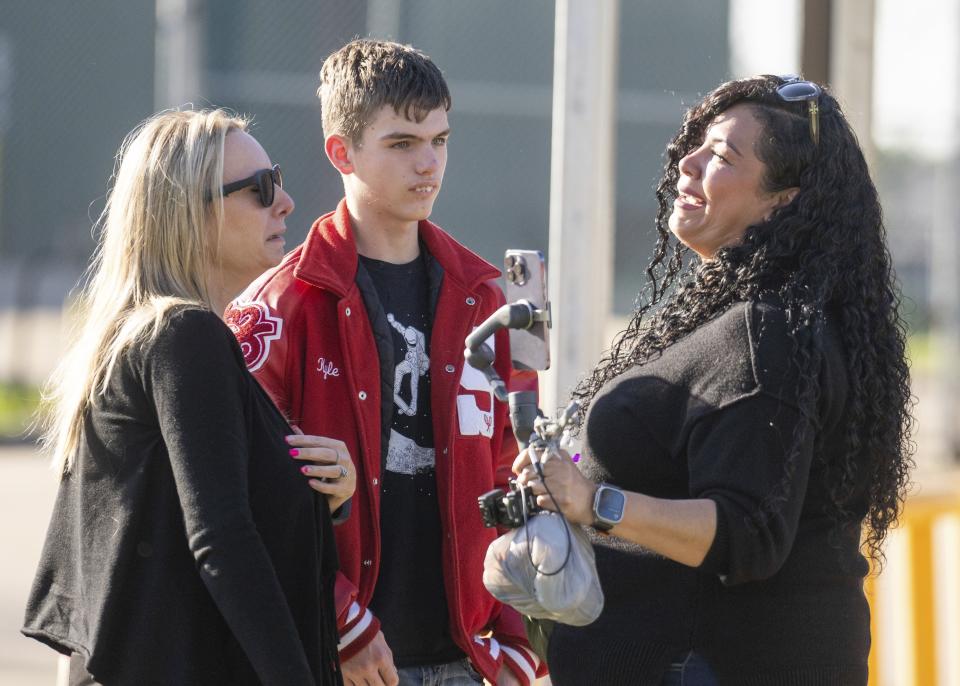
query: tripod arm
463 301 539 402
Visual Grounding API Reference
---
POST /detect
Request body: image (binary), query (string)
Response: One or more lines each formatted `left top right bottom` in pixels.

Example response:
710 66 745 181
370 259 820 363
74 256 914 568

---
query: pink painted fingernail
572 453 581 463
289 449 300 457
301 466 310 474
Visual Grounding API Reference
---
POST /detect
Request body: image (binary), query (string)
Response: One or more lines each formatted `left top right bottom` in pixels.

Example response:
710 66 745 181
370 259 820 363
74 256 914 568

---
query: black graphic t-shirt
360 253 463 667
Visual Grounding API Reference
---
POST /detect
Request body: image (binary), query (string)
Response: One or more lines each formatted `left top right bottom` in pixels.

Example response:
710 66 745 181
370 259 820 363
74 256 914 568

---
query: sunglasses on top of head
775 75 822 146
219 164 283 208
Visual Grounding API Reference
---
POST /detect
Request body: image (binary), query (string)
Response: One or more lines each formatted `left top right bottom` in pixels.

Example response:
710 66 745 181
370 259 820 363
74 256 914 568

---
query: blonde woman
22 110 350 685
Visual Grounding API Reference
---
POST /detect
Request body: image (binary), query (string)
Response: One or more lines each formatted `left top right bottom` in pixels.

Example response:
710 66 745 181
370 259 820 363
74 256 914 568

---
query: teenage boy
226 39 543 686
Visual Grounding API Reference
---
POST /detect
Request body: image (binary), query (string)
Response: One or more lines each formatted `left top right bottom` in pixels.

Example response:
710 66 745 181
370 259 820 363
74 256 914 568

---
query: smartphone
504 249 551 371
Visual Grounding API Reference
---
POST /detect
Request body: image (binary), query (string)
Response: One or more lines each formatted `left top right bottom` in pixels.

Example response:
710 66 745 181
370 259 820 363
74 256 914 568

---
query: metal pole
543 0 619 414
367 0 402 40
801 0 831 84
930 159 960 466
0 34 11 253
829 0 875 167
154 0 204 110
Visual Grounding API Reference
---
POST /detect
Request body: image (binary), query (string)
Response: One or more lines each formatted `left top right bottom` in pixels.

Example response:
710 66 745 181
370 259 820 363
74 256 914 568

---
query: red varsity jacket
226 200 544 684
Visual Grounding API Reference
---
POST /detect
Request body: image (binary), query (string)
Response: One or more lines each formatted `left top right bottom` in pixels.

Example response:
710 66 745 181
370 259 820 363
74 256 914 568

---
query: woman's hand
515 447 720 566
286 429 356 514
513 447 597 526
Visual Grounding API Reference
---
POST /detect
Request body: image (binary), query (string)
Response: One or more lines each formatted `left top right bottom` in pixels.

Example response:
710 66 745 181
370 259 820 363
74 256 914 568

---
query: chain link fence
0 0 727 388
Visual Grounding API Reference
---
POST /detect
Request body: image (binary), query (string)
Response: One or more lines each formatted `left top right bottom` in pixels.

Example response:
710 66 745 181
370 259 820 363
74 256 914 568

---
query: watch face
596 486 625 522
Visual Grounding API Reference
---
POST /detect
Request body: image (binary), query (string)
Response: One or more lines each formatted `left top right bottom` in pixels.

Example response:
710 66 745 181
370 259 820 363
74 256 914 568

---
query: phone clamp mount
463 250 556 448
463 298 548 402
465 250 579 528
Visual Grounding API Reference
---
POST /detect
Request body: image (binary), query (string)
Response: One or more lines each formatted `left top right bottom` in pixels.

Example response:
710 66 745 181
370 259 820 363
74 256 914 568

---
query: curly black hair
571 75 914 564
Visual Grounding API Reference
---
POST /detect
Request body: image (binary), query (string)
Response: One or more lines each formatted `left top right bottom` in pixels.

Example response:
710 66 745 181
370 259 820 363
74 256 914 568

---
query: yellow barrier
866 487 960 686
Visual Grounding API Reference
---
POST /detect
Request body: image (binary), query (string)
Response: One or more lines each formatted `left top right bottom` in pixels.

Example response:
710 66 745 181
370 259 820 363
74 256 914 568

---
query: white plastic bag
482 511 603 626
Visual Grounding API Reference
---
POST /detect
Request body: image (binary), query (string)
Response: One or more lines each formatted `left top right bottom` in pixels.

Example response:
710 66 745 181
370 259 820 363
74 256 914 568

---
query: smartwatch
592 483 626 532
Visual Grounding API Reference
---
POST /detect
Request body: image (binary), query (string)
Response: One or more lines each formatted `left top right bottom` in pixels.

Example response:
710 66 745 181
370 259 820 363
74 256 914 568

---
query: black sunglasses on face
221 164 283 207
776 76 822 146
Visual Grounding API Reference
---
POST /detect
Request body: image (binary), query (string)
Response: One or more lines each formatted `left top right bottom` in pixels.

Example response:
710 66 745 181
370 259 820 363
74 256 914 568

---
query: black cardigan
23 307 341 685
547 299 870 686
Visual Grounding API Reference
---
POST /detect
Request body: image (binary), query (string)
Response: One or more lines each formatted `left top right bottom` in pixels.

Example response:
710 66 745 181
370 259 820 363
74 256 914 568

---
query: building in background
0 0 951 443
0 0 726 315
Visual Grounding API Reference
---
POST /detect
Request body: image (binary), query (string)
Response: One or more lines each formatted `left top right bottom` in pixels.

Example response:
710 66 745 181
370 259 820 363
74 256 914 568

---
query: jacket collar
294 198 500 296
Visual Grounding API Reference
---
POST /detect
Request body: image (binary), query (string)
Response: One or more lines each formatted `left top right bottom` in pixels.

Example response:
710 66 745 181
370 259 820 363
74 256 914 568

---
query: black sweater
23 307 341 685
547 299 870 686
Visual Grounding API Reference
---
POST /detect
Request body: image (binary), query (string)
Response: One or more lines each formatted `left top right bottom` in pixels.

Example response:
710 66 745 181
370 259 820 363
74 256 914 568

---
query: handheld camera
478 481 541 529
477 401 579 528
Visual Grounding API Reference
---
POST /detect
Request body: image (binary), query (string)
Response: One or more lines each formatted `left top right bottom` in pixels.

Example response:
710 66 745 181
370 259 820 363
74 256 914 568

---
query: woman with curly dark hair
513 75 913 685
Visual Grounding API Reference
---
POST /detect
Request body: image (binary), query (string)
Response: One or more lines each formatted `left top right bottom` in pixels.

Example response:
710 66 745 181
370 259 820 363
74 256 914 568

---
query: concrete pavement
0 445 60 685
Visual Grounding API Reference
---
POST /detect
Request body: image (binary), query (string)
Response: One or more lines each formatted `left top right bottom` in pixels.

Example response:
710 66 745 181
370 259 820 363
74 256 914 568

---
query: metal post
367 0 402 40
154 0 204 109
0 34 11 253
926 9 960 465
543 0 619 414
829 0 875 166
801 0 831 84
930 159 960 465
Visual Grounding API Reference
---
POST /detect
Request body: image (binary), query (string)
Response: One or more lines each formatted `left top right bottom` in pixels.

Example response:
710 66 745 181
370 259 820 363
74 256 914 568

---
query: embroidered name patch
316 356 340 380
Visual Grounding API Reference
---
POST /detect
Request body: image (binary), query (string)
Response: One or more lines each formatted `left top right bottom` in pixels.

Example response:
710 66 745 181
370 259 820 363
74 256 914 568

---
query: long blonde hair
41 108 250 476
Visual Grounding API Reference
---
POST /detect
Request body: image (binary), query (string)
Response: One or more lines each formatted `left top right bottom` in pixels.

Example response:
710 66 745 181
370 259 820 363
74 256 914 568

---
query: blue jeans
660 651 718 686
396 658 484 686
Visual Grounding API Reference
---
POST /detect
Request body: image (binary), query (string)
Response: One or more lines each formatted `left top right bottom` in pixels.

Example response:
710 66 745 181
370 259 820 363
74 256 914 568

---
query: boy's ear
324 134 354 174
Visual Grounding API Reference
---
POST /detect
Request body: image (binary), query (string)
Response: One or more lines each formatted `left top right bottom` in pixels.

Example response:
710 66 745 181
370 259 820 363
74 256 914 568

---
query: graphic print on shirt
384 311 434 475
385 428 435 475
388 313 430 417
361 254 460 665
